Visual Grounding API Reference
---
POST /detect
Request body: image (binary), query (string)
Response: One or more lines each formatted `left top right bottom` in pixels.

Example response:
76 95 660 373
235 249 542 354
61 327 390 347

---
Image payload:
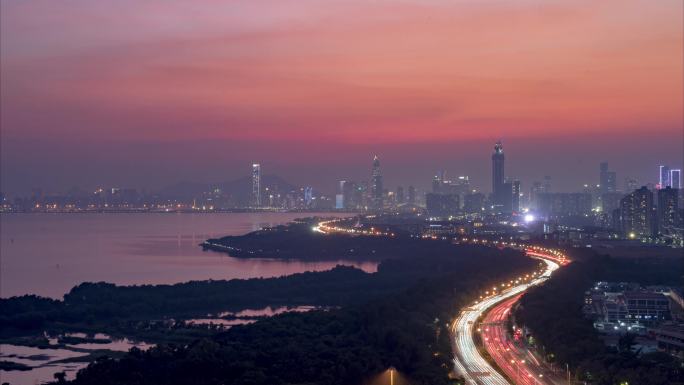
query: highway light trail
314 218 567 384
451 257 560 385
481 295 559 385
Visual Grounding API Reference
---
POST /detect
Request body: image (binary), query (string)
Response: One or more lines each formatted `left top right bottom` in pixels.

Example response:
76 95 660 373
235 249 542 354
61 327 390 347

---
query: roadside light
388 367 395 385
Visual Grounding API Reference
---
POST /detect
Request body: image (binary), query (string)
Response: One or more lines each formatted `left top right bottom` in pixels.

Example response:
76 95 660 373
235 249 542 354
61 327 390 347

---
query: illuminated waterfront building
371 155 383 210
252 163 261 207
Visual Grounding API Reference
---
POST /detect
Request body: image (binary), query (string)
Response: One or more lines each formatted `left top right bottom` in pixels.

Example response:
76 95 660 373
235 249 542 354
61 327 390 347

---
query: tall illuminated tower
491 141 507 212
492 141 505 196
371 155 383 210
252 163 261 207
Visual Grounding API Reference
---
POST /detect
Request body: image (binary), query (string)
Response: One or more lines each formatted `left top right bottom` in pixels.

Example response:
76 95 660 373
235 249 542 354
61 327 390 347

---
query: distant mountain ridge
160 175 298 204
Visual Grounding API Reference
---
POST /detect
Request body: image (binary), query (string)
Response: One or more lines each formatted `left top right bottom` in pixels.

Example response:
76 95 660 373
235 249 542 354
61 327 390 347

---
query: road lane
452 258 560 385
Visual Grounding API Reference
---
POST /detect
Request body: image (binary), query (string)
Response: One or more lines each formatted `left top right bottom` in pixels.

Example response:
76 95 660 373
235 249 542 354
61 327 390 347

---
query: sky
1 0 683 196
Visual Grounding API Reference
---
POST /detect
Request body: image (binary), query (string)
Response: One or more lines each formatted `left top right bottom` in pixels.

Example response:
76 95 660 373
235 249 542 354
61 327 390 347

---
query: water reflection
187 305 324 329
0 333 152 385
0 213 374 298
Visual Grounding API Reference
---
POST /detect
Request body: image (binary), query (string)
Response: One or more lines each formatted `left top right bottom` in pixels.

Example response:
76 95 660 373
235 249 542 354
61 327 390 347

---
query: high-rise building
371 155 383 210
536 193 592 218
670 169 681 189
407 185 416 204
657 187 679 233
492 141 505 197
659 165 671 188
600 162 609 191
501 181 513 213
443 176 470 208
491 141 511 213
357 181 369 208
511 180 521 213
342 181 359 209
432 171 446 193
337 180 347 209
426 193 459 218
396 186 405 204
543 175 552 193
464 192 485 214
304 187 313 207
529 181 544 210
620 186 654 238
252 163 261 207
600 162 616 193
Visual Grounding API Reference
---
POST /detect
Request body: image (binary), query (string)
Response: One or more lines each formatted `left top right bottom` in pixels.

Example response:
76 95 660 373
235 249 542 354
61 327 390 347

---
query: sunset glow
1 0 682 192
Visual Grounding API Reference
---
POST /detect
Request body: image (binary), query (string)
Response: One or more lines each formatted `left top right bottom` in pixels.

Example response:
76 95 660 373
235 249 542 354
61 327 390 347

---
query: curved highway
314 218 568 385
451 256 560 385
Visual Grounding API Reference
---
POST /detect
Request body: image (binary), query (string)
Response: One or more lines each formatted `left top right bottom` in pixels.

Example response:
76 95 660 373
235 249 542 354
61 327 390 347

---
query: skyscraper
432 174 442 194
426 193 459 218
670 169 681 189
657 186 679 233
511 180 521 213
600 162 609 192
396 186 405 204
252 163 261 207
492 141 505 197
407 185 416 204
529 181 544 210
600 162 617 193
338 180 360 209
304 187 313 207
543 175 552 193
659 165 671 188
620 186 653 238
336 180 346 209
464 192 485 214
491 141 511 213
371 155 383 210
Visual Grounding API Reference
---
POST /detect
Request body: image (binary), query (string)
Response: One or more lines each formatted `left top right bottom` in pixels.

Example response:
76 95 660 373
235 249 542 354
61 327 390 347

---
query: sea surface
0 212 376 299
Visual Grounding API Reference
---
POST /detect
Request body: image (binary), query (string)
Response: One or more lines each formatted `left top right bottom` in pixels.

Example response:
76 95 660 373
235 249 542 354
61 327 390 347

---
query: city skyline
2 147 681 199
1 0 683 195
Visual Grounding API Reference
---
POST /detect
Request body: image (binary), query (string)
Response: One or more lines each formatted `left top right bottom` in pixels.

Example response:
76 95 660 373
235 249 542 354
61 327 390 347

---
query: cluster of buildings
3 143 682 244
584 282 684 357
330 156 402 211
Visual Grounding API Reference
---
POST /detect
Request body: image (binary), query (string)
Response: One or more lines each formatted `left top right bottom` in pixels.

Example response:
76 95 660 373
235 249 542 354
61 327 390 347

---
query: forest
29 241 539 384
